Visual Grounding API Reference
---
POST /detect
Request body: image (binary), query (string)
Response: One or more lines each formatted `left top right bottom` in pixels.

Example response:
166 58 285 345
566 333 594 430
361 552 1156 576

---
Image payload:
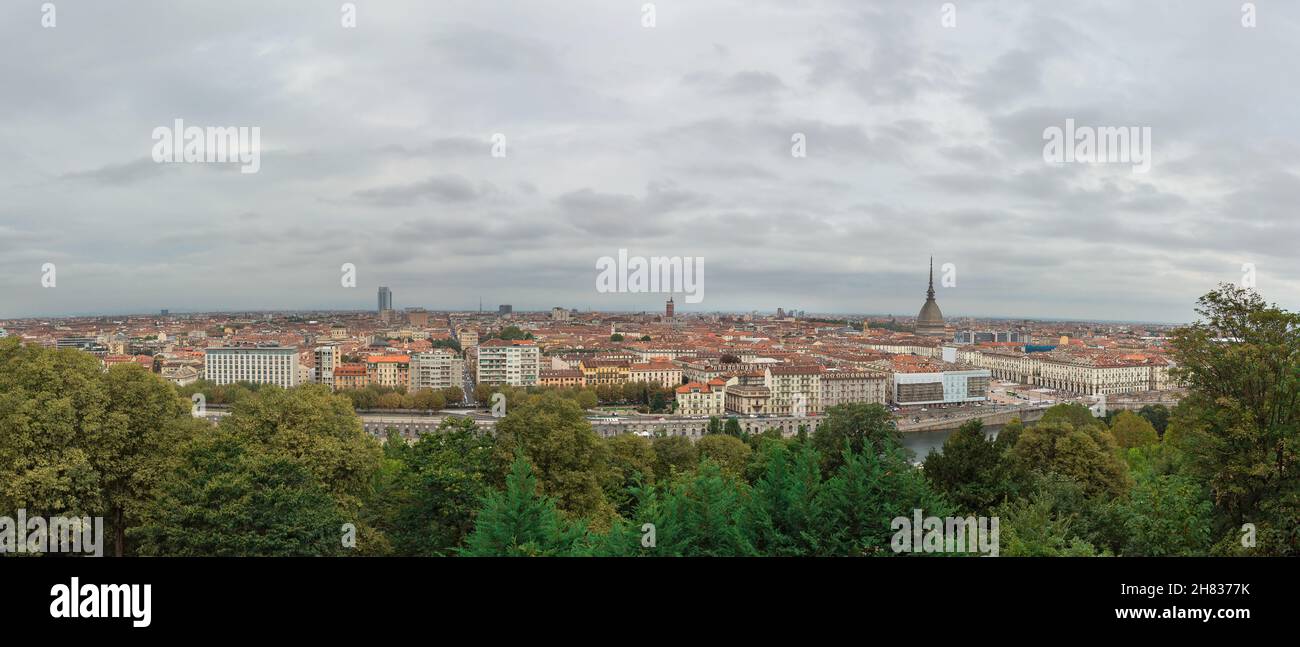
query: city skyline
5 2 1299 322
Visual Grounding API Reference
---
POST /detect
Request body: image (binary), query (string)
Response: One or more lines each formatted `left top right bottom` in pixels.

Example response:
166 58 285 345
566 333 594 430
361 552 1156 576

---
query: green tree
603 434 656 516
696 434 752 479
372 418 496 556
492 392 614 527
706 416 722 435
1166 284 1300 553
0 340 203 556
1110 410 1159 449
1040 402 1105 432
219 385 382 516
723 416 743 438
496 326 532 341
811 403 901 473
575 389 599 410
408 388 446 411
1011 421 1131 499
652 461 751 556
1116 474 1213 556
651 435 697 480
462 453 584 556
743 441 824 556
649 391 668 413
815 446 952 556
924 420 1027 515
131 432 348 556
1136 404 1170 436
994 484 1103 557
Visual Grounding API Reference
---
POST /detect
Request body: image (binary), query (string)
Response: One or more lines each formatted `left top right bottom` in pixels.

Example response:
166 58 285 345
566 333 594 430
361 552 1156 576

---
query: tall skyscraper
378 286 393 313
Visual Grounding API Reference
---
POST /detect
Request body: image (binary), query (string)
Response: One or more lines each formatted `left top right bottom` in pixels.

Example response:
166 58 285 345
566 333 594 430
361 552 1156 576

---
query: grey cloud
352 175 491 207
1 0 1298 320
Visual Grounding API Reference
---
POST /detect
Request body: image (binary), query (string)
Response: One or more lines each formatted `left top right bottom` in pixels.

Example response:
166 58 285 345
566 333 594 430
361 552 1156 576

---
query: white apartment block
878 344 1177 397
1034 356 1169 396
958 348 1175 396
313 345 341 389
204 346 300 388
476 339 540 386
411 349 464 390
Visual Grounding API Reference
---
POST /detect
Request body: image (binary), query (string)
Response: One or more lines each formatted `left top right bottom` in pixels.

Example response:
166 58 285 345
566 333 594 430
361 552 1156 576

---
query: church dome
918 300 944 325
915 257 946 336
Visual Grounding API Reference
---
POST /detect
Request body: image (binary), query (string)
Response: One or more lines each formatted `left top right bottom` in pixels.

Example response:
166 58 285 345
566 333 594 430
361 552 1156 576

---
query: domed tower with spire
915 256 947 337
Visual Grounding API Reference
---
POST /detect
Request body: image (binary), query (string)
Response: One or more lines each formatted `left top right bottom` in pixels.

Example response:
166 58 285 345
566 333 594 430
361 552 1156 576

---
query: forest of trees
0 284 1294 556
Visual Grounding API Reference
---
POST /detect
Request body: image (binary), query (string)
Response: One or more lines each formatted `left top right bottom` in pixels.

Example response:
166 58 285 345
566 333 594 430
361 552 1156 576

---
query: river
900 423 1003 464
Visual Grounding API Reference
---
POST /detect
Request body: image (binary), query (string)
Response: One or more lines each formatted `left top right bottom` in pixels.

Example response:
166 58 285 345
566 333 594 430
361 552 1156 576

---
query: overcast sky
2 1 1298 323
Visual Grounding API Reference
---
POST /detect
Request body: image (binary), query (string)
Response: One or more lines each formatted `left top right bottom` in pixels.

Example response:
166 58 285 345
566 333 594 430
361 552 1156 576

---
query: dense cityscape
1 260 1188 451
2 1 1295 632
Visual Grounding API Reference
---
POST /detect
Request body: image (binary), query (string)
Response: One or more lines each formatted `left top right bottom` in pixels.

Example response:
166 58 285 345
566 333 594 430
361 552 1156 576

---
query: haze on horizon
2 1 1297 323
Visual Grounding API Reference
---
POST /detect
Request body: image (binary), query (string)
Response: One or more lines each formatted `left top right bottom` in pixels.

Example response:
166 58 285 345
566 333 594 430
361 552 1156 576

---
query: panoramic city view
1 0 1295 633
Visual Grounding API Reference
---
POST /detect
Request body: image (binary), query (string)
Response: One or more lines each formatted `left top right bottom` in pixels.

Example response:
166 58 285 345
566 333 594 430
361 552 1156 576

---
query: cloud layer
2 0 1297 322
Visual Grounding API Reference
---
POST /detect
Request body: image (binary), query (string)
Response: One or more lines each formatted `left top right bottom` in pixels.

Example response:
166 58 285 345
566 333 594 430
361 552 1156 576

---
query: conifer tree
462 452 583 556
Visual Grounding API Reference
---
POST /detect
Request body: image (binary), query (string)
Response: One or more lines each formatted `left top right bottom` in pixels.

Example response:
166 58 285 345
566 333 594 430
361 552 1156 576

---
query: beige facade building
580 358 630 385
675 378 726 417
366 355 411 389
539 368 585 388
411 349 463 390
725 383 771 415
764 365 823 415
629 360 682 388
821 369 889 408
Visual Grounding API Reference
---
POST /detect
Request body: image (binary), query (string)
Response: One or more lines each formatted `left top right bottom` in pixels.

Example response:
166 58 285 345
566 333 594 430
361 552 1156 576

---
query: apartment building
313 345 342 389
333 363 368 390
204 346 300 388
366 355 411 389
628 360 682 388
764 364 824 415
675 378 726 417
1034 354 1171 396
580 358 630 385
821 369 889 408
724 383 771 415
410 349 463 390
476 339 540 386
539 368 585 388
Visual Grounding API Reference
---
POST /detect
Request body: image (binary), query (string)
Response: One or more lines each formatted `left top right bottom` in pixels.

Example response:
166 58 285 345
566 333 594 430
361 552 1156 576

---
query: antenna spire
927 256 935 299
